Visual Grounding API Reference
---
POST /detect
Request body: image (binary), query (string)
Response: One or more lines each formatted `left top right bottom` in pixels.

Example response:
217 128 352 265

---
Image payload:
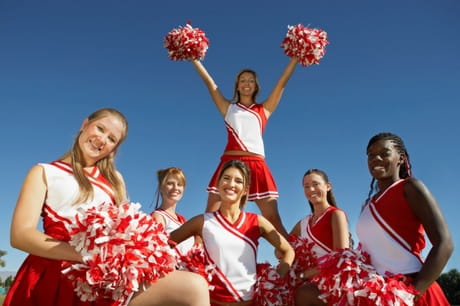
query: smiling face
160 174 185 204
217 166 248 206
78 115 125 166
237 72 257 98
232 69 260 102
302 173 331 206
367 139 404 182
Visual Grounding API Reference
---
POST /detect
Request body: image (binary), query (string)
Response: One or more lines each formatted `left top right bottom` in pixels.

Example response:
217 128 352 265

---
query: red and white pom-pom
281 24 329 67
285 235 318 304
62 202 177 305
164 23 210 61
177 244 216 288
254 262 289 306
311 248 418 306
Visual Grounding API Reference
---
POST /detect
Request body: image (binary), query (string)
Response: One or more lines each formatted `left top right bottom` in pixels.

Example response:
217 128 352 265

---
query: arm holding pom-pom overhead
281 24 329 67
164 23 209 61
262 56 298 118
191 60 229 116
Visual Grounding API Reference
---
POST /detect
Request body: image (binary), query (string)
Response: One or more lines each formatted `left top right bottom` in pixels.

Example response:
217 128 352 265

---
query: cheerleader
5 108 209 306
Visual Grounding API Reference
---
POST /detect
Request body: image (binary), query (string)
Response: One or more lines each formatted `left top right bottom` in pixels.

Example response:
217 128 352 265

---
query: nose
92 137 105 148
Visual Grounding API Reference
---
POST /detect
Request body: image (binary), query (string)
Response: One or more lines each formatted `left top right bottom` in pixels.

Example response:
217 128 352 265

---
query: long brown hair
303 169 337 213
60 108 128 205
231 69 260 102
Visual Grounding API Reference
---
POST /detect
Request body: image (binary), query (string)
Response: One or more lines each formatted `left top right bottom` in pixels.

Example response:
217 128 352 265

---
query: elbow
10 230 24 250
445 238 454 258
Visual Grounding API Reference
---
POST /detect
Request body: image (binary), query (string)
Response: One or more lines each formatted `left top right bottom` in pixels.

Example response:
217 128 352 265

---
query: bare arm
152 212 166 228
169 214 204 245
330 209 350 250
289 220 301 236
404 178 453 295
259 215 294 277
10 165 82 262
300 211 350 280
191 59 230 116
262 57 298 118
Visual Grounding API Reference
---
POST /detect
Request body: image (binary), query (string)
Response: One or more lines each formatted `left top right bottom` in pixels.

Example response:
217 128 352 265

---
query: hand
299 267 319 280
277 261 291 278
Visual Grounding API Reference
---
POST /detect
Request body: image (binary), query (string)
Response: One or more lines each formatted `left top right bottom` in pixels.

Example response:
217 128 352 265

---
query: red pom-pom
281 24 329 67
177 244 216 289
284 235 318 304
254 262 289 306
311 248 418 305
62 202 177 305
164 23 210 61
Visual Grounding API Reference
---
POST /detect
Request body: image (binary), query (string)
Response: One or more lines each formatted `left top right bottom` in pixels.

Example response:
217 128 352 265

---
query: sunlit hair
365 132 412 203
60 108 128 205
217 160 251 208
154 167 186 209
231 69 260 102
303 169 337 213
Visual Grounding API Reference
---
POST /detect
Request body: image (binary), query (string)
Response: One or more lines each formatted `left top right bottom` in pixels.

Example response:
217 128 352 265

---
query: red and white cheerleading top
300 206 339 258
154 209 194 256
203 211 261 303
41 161 116 241
356 179 425 275
224 102 267 157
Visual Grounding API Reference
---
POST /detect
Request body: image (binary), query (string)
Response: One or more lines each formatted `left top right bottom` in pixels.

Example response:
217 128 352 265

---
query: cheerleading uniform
4 161 117 306
356 178 449 305
154 209 194 256
207 102 278 200
202 211 261 303
299 206 340 258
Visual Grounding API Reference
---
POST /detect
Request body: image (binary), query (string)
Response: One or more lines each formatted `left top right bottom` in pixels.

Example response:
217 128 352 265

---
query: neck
159 201 177 213
219 202 241 221
312 202 330 215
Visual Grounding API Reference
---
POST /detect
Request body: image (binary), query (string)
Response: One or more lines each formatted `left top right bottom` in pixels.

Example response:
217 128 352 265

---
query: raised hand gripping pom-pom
164 23 210 61
62 202 177 305
281 24 329 67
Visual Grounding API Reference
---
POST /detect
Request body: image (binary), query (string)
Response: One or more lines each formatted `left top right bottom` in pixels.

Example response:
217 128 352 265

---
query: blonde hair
60 108 128 205
155 167 186 209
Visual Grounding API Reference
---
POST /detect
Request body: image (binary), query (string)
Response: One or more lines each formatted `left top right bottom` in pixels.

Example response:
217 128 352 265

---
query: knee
295 284 322 306
256 198 280 218
187 273 210 298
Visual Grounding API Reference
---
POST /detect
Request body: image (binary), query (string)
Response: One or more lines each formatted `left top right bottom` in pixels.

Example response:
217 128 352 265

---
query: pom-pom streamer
62 202 177 305
281 24 329 67
164 23 210 61
311 248 419 305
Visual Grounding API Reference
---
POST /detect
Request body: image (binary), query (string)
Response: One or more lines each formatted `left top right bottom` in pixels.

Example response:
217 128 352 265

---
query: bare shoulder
404 177 432 197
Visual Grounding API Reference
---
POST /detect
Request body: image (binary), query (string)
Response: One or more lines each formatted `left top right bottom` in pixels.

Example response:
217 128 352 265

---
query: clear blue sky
1 0 459 275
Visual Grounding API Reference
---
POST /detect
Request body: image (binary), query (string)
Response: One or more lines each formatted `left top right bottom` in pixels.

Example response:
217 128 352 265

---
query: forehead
222 167 244 177
92 116 125 138
164 173 183 182
368 139 396 152
239 72 255 79
303 173 325 183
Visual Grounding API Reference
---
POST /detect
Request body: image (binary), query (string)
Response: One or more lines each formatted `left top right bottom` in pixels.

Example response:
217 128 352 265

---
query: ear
398 153 405 165
326 182 332 192
243 185 249 196
80 118 89 131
